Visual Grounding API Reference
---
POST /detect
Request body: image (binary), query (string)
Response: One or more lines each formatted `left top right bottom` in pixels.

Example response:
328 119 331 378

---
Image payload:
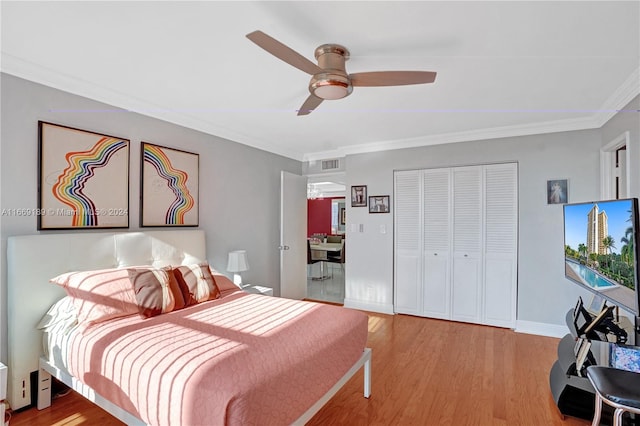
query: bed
7 230 371 425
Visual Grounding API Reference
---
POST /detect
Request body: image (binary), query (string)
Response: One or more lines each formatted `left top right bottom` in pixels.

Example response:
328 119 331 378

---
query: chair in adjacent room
307 240 327 280
327 239 345 274
586 365 640 426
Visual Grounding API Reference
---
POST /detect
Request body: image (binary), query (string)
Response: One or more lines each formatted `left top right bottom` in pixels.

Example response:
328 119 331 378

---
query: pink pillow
128 267 186 318
209 267 240 293
51 268 139 325
172 263 220 305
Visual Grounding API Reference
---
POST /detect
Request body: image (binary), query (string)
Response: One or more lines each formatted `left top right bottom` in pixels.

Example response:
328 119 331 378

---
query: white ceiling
2 1 639 161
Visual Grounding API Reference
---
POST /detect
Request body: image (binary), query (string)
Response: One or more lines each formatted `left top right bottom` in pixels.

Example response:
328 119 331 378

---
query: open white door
280 171 308 299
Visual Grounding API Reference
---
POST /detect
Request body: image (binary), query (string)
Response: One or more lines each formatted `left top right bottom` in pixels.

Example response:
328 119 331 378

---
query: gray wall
0 73 301 364
343 129 611 330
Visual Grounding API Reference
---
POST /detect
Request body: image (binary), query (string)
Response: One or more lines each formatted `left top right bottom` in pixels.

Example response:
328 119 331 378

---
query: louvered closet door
394 171 421 315
483 163 518 327
422 169 452 319
451 167 483 323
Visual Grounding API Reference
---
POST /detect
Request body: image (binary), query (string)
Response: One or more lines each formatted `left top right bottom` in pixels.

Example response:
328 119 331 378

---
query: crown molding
303 115 600 162
593 67 640 127
4 53 637 164
304 66 640 162
1 53 307 161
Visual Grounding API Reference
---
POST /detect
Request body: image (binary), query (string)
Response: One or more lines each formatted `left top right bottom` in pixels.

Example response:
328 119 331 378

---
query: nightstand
243 285 274 296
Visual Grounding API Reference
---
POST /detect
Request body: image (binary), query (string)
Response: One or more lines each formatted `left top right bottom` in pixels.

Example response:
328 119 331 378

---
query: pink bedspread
65 290 369 425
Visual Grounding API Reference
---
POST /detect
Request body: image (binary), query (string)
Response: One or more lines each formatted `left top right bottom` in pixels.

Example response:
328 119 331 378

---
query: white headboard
6 230 207 409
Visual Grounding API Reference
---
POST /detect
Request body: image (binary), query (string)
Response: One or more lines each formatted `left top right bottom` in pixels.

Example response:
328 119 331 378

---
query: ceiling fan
246 30 437 116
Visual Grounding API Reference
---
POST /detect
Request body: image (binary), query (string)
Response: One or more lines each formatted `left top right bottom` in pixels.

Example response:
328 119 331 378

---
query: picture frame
38 121 130 230
351 185 367 207
340 207 346 225
547 179 568 204
369 195 390 213
140 142 199 227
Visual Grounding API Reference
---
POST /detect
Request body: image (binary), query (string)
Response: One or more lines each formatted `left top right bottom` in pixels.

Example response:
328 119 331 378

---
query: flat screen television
563 198 640 315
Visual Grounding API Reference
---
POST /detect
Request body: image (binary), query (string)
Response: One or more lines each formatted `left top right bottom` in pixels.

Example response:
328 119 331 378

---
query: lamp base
233 273 244 287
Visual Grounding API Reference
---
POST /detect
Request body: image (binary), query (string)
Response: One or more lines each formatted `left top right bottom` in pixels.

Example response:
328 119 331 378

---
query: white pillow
37 296 77 330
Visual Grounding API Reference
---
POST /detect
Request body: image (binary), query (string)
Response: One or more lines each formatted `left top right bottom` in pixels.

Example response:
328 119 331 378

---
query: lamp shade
227 250 249 273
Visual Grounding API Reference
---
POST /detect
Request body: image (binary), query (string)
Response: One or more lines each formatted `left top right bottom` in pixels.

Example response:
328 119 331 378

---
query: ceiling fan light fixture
310 73 353 100
246 31 438 115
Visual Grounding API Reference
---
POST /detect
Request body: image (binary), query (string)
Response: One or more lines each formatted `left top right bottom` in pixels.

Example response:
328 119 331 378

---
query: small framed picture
340 207 346 225
369 195 390 213
547 179 568 204
351 185 367 207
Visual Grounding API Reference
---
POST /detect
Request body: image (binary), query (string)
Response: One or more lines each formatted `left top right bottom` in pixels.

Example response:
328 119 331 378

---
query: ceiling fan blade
297 94 323 116
350 71 437 87
246 30 323 76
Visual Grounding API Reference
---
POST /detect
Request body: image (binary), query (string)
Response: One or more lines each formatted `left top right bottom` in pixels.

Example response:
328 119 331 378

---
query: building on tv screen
564 199 637 313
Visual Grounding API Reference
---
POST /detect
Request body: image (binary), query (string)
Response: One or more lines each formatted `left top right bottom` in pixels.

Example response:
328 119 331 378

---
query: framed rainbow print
140 142 199 227
38 121 130 230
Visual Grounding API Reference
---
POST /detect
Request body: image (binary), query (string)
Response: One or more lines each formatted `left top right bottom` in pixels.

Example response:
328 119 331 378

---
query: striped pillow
172 263 220 305
128 267 186 318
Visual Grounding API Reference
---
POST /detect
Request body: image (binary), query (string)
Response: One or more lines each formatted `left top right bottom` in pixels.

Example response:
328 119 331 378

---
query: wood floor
9 312 590 426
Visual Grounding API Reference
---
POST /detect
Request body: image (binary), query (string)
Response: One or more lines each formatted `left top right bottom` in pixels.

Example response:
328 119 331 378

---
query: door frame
600 131 630 200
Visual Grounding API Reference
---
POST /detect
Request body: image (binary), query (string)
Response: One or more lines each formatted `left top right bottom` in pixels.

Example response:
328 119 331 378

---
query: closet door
422 169 452 319
451 166 482 323
483 163 518 327
394 170 422 315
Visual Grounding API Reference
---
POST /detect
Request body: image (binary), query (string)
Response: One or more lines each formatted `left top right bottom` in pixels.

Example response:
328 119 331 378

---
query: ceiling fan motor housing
310 44 353 100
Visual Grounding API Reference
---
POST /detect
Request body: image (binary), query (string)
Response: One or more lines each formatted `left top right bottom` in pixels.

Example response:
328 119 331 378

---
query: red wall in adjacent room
308 197 341 237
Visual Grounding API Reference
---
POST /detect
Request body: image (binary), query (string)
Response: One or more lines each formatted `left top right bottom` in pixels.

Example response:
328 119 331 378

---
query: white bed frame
7 230 371 424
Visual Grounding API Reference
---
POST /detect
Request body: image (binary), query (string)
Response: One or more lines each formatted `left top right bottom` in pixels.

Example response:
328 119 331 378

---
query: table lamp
227 250 249 287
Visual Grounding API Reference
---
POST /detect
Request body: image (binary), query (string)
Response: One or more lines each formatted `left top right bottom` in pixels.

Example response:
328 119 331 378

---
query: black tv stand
549 308 636 422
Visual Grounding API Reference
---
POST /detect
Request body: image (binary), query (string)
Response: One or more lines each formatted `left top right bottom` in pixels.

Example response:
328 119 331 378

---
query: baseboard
343 298 395 315
342 302 570 338
515 320 568 338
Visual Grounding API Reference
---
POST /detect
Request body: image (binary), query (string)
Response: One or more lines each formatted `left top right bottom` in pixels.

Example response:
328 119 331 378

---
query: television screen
564 198 640 315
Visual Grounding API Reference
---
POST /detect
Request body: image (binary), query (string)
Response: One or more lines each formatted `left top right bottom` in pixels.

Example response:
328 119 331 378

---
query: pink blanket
65 291 368 425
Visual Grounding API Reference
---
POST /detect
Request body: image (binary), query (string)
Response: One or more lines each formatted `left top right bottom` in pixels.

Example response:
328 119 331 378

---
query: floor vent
321 159 340 170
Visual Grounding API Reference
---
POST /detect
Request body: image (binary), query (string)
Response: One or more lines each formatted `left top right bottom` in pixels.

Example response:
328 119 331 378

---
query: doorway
306 175 346 304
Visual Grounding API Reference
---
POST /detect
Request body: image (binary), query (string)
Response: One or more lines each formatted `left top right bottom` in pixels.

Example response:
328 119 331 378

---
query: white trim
1 55 306 162
515 320 568 338
600 131 631 200
344 298 395 315
5 54 638 163
304 116 599 162
593 67 640 128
